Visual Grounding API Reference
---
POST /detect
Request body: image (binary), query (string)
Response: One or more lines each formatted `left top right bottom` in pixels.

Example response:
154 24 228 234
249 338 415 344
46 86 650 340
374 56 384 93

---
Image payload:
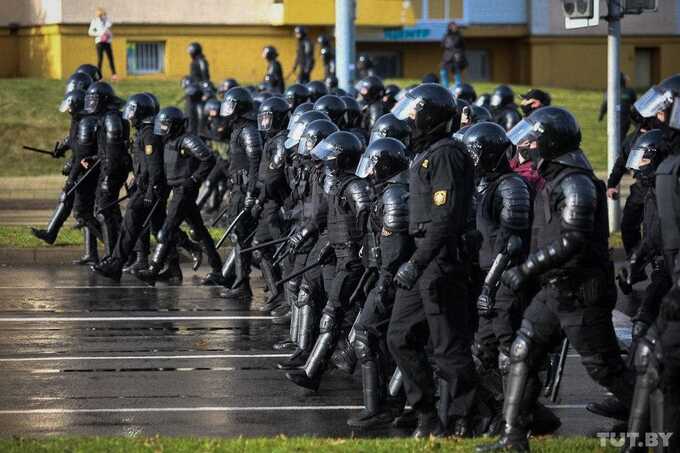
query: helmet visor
284 120 308 149
391 96 421 121
634 87 673 118
310 138 337 162
122 101 137 121
220 98 238 118
355 152 377 178
258 111 273 131
625 147 648 171
506 119 543 146
297 134 318 157
669 98 680 130
153 116 172 136
369 129 386 144
460 105 472 127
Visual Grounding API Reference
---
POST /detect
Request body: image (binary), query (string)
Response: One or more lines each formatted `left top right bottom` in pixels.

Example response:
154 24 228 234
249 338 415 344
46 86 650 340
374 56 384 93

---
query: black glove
143 192 155 208
53 141 67 158
289 228 311 254
244 191 256 209
632 320 650 341
501 266 527 292
394 261 420 290
99 176 111 195
61 159 73 176
477 286 495 317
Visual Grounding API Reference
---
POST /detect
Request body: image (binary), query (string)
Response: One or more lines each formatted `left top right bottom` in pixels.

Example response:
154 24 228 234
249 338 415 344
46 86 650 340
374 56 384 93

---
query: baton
96 193 130 215
215 208 249 249
141 198 162 230
23 145 56 157
274 259 325 287
64 159 101 198
211 202 232 227
349 267 377 305
549 338 569 403
239 236 290 254
388 368 403 397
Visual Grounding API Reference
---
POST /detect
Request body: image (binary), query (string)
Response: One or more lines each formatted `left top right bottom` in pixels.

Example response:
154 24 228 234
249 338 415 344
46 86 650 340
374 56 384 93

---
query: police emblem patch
433 190 447 206
421 159 429 168
145 144 153 155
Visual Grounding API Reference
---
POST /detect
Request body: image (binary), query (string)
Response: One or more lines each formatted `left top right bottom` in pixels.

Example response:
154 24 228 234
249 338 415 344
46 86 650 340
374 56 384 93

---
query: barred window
127 42 165 75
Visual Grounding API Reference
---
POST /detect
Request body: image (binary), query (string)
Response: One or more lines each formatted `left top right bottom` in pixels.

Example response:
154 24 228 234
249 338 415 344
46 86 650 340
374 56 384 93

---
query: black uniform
361 102 385 133
293 35 314 84
90 109 131 256
387 137 478 423
320 43 335 79
265 59 285 94
197 114 230 214
190 55 210 82
598 86 637 142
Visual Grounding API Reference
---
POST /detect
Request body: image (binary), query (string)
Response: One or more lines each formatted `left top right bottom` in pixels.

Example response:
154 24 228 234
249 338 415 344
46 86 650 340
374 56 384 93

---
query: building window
465 49 490 81
127 42 165 75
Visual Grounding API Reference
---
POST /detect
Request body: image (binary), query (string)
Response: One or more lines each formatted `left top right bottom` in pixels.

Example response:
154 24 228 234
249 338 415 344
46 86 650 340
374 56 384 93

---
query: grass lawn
0 78 610 177
0 436 617 452
0 225 223 248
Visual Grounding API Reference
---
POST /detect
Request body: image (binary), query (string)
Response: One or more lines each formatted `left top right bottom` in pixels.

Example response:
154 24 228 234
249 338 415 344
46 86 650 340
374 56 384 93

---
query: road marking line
0 316 274 322
544 404 587 409
0 406 365 415
0 354 290 362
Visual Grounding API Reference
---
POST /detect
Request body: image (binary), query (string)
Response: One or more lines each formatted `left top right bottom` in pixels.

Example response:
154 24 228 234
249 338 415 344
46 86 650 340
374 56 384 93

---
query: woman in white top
88 7 117 80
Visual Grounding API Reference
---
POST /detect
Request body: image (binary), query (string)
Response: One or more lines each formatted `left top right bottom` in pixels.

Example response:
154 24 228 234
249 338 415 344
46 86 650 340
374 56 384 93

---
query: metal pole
335 0 356 92
607 0 622 233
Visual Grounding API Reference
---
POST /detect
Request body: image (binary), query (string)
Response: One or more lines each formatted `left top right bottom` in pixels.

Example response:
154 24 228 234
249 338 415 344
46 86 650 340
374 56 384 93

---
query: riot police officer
459 104 493 128
454 83 477 104
347 137 411 428
356 76 385 132
357 54 376 79
490 85 521 132
75 63 102 82
292 27 314 84
82 81 131 258
262 46 284 94
136 107 222 286
313 94 347 128
196 98 230 214
286 131 371 390
461 122 532 433
317 35 335 79
284 83 311 111
306 80 328 103
476 107 635 452
383 84 400 112
218 87 264 298
188 42 210 82
387 83 478 437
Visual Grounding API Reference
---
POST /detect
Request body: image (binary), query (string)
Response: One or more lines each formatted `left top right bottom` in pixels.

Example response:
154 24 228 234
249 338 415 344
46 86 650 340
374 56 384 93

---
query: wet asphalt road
0 263 631 438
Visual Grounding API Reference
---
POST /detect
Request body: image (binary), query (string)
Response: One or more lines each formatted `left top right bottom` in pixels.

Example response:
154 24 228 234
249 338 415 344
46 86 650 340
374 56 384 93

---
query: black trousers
96 42 116 75
621 182 647 257
72 169 99 227
112 190 166 262
659 320 680 452
297 69 311 84
387 250 478 416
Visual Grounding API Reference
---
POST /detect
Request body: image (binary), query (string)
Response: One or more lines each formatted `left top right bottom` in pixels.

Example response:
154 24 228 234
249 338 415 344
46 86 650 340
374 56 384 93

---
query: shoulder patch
381 227 393 237
433 190 447 206
421 159 429 169
145 144 154 156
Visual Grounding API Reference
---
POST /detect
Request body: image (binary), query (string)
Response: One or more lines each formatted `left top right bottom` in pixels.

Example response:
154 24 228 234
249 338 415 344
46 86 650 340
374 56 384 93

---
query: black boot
179 235 203 271
285 329 333 391
277 347 309 370
219 280 253 301
122 251 148 276
347 361 393 428
331 337 357 375
31 195 71 245
412 411 445 438
277 305 314 368
156 251 183 284
136 243 169 287
73 226 99 265
271 305 291 323
586 396 629 421
91 256 123 281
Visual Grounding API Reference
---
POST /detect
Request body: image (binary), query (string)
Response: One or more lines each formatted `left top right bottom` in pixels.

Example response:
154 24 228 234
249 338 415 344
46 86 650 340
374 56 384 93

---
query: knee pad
157 227 175 245
319 311 336 335
510 322 534 364
252 248 263 265
498 350 512 375
95 212 106 223
295 282 312 309
353 330 373 364
633 337 658 375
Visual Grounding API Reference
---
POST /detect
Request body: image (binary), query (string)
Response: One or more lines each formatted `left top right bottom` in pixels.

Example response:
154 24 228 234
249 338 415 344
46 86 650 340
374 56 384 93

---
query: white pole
607 0 622 233
335 0 356 92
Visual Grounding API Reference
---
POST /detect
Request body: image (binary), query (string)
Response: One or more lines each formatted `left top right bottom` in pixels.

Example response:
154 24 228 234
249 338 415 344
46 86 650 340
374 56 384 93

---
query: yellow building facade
1 0 679 89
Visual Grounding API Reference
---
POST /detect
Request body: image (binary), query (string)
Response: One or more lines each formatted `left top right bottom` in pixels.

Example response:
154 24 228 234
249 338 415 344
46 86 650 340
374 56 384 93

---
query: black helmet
331 87 347 96
218 78 239 96
454 83 477 104
65 72 93 94
200 81 217 101
306 81 328 102
357 54 373 71
475 93 491 109
462 122 512 176
490 85 515 110
288 102 314 130
253 91 273 105
383 84 400 111
356 76 385 103
297 119 339 157
258 96 290 133
285 110 330 149
370 113 411 146
341 96 362 129
204 98 222 119
460 104 492 127
497 109 522 132
452 97 470 131
317 35 330 47
123 92 160 126
391 83 457 142
311 131 364 175
626 129 666 180
294 26 307 37
84 81 115 114
507 106 582 169
325 75 339 90
262 45 278 60
313 95 346 127
220 87 255 121
154 107 186 137
75 64 102 82
284 83 310 110
181 76 201 98
635 74 680 130
187 42 203 57
59 90 86 116
356 137 409 182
